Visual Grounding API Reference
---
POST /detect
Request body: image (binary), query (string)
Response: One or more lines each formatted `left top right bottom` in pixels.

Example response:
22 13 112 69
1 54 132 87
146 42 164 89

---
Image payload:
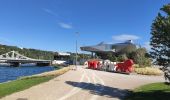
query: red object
116 59 134 73
88 60 101 70
93 60 98 69
88 61 93 69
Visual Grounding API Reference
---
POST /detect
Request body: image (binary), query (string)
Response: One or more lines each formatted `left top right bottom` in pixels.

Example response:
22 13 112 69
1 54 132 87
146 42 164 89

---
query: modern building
80 40 136 58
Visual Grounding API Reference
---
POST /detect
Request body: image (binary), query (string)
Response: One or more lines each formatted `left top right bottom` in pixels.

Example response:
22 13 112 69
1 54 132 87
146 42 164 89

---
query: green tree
96 52 117 61
116 44 136 55
130 48 151 67
107 53 117 62
0 44 54 60
150 4 170 67
117 54 128 62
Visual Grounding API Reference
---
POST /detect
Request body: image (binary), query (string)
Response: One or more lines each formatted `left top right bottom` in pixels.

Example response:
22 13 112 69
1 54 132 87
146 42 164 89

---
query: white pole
75 32 79 70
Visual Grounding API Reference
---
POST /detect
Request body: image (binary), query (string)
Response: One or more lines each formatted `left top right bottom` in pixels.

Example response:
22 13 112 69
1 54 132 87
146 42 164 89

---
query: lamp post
75 32 79 70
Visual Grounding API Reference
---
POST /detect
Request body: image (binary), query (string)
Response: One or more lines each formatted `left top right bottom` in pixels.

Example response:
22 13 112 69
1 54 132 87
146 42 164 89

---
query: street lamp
75 32 79 70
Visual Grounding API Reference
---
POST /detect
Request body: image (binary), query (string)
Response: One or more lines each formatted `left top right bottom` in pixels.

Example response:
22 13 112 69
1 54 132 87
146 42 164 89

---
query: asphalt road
1 66 164 100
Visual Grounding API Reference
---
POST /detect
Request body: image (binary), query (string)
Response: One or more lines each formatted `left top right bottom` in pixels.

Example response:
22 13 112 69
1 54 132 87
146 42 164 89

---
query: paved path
1 66 164 100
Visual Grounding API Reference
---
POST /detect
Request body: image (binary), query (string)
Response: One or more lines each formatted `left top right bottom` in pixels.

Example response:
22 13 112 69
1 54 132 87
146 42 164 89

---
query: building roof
80 40 136 53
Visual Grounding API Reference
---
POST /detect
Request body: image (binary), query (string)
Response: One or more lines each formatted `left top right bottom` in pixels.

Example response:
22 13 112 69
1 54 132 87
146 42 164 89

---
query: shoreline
0 66 72 98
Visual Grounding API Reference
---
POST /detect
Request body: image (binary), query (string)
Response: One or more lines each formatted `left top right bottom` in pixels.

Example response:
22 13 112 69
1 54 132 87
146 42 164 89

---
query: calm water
0 65 55 83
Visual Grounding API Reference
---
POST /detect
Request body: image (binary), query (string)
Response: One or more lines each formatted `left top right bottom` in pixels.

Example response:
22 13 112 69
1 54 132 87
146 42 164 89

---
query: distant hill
0 44 54 60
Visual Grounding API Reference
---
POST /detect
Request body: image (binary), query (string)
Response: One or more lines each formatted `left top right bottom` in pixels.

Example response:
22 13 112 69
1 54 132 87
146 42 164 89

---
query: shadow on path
65 81 131 99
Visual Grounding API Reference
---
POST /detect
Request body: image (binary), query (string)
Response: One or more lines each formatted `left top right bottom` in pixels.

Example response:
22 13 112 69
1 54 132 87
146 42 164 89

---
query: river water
0 65 55 83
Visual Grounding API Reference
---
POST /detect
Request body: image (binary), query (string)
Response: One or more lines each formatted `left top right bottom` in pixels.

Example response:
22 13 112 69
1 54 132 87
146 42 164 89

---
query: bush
130 48 152 67
134 67 163 75
133 64 140 68
138 57 152 67
117 54 128 62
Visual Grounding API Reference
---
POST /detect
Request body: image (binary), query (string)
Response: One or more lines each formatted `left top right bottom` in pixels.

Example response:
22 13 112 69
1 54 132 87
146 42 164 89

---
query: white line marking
90 71 105 100
59 70 85 100
92 72 97 84
90 72 98 100
59 69 91 100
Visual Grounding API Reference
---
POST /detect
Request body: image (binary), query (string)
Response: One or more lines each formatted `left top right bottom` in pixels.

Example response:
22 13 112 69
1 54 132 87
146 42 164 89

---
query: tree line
0 44 54 60
0 44 91 62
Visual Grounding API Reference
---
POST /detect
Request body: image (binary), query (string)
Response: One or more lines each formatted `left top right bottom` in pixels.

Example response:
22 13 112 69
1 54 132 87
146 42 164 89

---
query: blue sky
0 0 169 52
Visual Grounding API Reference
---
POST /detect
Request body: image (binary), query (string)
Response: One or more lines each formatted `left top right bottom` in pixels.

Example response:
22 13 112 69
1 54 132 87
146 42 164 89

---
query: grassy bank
125 82 170 100
0 66 71 98
0 76 53 98
29 66 72 77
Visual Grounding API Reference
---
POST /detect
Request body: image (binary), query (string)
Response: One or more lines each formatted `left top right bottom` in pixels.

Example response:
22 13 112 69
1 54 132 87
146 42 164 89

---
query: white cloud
43 8 58 17
58 22 73 29
143 42 151 51
43 8 74 29
112 34 140 42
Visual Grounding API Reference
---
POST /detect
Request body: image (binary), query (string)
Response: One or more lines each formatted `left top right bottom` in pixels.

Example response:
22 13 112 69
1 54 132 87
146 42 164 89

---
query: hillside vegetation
0 44 91 62
0 44 54 60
